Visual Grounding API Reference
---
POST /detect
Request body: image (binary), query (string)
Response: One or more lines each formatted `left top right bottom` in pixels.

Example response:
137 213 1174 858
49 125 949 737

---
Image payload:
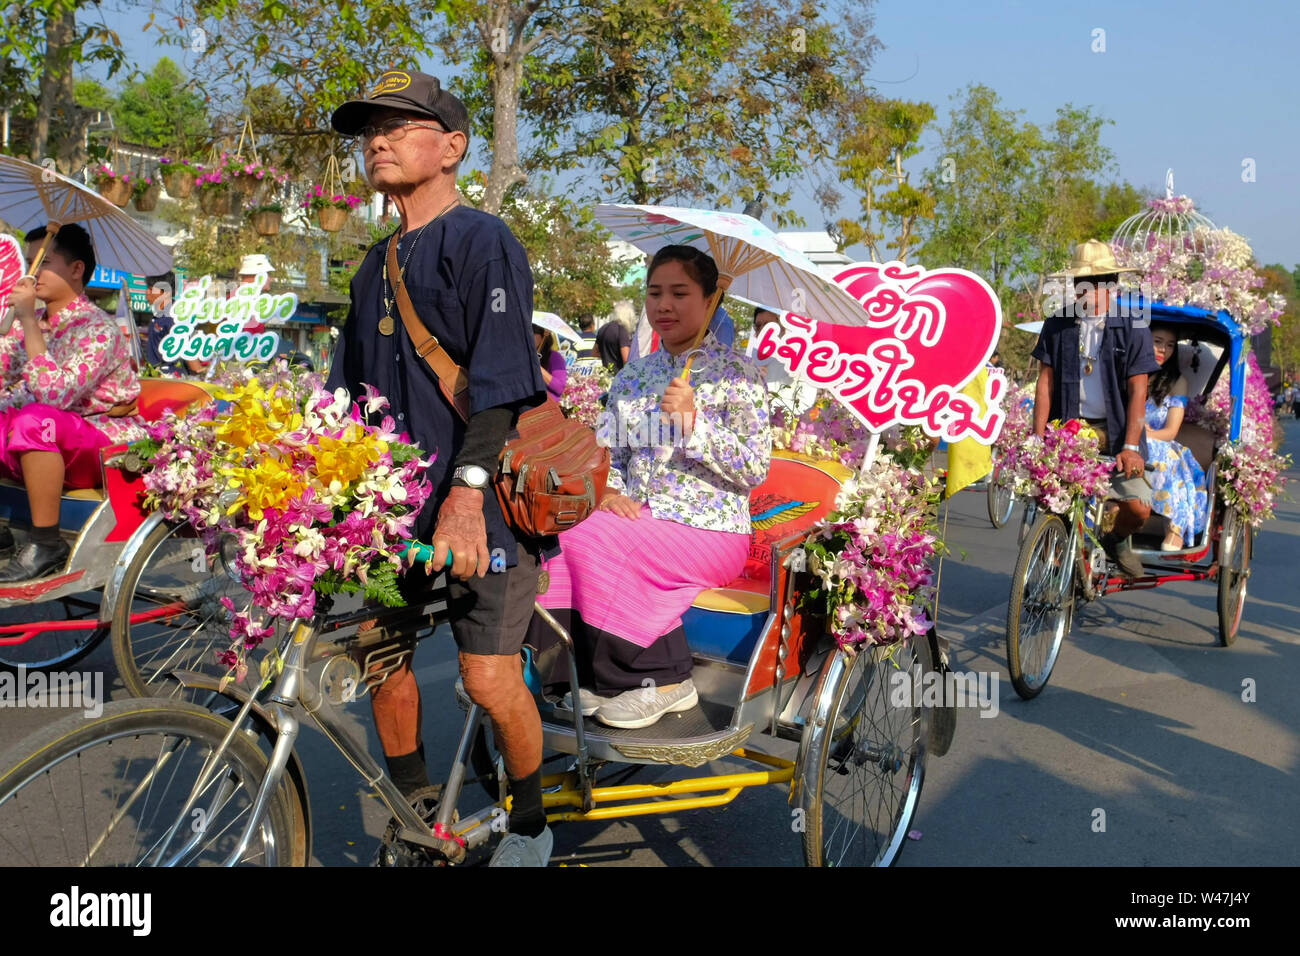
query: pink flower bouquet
798 458 943 649
133 365 433 677
559 366 611 429
1002 418 1112 516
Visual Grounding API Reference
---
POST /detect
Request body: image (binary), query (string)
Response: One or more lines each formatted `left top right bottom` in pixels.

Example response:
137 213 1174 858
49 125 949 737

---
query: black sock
386 748 429 798
508 766 547 837
30 524 61 546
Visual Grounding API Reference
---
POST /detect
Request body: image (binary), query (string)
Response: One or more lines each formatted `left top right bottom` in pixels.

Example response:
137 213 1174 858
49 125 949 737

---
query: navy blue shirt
326 206 546 565
1031 306 1160 457
144 311 181 373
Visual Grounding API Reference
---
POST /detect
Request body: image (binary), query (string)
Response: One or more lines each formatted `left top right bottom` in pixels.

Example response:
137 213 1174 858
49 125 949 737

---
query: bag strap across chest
386 234 472 422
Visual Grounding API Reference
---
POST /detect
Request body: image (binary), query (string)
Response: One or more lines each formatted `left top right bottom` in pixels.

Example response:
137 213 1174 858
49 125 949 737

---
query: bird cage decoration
1110 169 1219 263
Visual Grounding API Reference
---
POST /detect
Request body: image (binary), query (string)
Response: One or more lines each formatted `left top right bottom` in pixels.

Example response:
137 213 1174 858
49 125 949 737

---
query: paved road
2 420 1296 866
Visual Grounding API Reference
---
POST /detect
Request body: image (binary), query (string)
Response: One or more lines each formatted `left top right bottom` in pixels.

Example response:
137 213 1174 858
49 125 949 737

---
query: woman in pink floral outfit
0 223 145 581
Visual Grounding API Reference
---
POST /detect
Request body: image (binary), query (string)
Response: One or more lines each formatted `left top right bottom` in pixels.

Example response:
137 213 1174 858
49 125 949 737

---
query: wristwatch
1122 443 1141 453
451 464 491 489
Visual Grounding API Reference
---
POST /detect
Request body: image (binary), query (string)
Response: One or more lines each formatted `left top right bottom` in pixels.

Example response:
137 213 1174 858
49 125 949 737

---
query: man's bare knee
368 658 414 704
459 653 523 713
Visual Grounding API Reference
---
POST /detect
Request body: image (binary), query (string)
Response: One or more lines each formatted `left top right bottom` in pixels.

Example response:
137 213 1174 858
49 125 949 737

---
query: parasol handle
0 224 59 336
679 274 732 384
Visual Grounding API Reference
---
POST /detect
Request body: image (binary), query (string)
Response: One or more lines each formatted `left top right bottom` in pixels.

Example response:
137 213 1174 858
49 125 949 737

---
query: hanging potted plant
304 185 364 232
159 158 200 199
194 171 233 216
133 174 161 212
90 165 133 207
250 202 284 236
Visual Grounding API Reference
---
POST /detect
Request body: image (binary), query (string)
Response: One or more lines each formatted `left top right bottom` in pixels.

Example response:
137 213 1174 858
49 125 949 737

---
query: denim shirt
1031 309 1160 457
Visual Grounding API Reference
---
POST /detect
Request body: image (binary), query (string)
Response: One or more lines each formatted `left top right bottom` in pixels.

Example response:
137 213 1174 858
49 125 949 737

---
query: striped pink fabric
540 505 750 648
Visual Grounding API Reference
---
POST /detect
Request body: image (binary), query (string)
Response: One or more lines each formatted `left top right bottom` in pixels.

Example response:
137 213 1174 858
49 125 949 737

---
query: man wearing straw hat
1031 239 1159 578
326 69 551 866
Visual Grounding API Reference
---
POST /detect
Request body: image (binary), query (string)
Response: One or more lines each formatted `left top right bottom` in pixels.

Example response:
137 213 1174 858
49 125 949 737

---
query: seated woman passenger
0 223 145 581
1144 322 1207 551
527 245 772 729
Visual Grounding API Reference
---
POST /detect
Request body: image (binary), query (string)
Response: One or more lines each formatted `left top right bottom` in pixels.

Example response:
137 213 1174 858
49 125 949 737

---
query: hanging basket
251 209 282 236
134 183 162 212
234 174 261 200
198 188 232 217
161 167 196 199
98 177 132 207
318 206 349 232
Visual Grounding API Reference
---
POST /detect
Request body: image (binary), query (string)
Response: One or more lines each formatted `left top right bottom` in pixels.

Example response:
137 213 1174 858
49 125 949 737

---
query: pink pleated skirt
539 505 749 649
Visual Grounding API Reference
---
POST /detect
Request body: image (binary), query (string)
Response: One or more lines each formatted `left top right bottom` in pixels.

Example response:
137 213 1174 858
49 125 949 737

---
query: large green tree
1 0 129 169
829 96 935 262
918 85 1144 374
148 0 441 174
115 57 210 149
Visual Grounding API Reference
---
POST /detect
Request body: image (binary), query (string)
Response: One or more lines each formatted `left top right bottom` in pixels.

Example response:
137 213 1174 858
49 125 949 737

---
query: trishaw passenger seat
1173 422 1216 475
136 378 215 423
683 451 853 663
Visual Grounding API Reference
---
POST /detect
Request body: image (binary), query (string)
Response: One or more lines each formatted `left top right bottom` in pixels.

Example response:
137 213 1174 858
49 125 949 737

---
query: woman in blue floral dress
1145 323 1207 550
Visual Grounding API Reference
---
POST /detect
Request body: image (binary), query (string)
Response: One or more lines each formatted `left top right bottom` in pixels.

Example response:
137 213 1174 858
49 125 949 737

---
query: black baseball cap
331 69 470 139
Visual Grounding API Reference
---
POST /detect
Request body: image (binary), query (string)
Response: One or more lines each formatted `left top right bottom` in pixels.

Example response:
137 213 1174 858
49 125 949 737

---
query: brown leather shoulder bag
387 237 609 537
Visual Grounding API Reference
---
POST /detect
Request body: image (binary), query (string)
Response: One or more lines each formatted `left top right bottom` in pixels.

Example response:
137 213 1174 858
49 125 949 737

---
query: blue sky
94 0 1299 267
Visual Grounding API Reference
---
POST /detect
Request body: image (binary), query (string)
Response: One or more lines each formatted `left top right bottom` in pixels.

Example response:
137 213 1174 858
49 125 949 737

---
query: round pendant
378 314 395 336
1084 360 1094 376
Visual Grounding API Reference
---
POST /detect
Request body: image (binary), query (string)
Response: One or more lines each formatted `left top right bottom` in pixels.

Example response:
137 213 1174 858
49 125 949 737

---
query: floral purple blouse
596 333 771 534
0 295 145 444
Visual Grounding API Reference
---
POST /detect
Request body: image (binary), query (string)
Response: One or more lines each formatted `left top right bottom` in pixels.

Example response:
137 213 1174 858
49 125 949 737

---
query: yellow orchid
308 424 387 491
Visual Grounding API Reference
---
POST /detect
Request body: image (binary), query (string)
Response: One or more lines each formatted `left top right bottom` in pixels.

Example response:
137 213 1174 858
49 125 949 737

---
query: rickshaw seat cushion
684 451 853 663
1174 421 1216 473
136 378 214 423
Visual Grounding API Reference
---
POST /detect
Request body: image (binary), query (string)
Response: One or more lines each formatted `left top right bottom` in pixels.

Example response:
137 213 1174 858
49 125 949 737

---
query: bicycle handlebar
400 540 455 569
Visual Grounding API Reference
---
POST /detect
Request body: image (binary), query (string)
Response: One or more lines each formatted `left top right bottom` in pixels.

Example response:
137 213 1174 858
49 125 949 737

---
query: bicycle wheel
111 518 250 698
0 698 303 866
987 464 1015 528
1006 512 1073 700
798 634 931 867
1216 508 1252 647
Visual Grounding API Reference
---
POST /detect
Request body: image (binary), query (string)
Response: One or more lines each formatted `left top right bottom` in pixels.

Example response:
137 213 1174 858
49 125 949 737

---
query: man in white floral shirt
0 223 145 581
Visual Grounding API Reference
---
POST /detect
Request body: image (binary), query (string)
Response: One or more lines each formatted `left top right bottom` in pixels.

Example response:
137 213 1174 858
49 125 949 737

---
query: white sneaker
488 826 554 867
594 679 699 730
556 688 618 717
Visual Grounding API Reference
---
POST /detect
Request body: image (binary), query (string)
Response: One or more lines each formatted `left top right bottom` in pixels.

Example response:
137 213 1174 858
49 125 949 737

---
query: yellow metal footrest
539 748 796 824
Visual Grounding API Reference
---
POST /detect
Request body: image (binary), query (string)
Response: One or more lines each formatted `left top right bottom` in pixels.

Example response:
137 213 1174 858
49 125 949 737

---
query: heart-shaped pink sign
0 234 26 328
756 260 1007 442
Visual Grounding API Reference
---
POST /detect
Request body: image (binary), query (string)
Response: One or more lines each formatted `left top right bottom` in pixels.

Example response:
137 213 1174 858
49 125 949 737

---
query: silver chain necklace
379 197 459 335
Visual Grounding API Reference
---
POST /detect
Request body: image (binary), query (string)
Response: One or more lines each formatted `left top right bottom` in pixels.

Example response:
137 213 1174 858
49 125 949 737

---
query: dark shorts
1085 418 1153 505
445 541 541 656
366 541 541 658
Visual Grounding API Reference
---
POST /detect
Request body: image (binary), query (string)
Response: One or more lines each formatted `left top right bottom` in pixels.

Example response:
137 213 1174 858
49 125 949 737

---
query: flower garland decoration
131 365 433 677
991 378 1034 462
796 454 943 649
1187 349 1290 526
303 184 365 213
1117 209 1285 337
559 365 612 429
1001 418 1112 517
769 393 874 471
767 388 944 649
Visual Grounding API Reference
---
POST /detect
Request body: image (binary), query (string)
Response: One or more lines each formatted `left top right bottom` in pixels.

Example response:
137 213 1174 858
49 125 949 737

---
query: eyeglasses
357 117 449 143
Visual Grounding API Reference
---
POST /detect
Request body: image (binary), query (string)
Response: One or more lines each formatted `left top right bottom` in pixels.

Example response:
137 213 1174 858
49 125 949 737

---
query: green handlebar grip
401 540 455 568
